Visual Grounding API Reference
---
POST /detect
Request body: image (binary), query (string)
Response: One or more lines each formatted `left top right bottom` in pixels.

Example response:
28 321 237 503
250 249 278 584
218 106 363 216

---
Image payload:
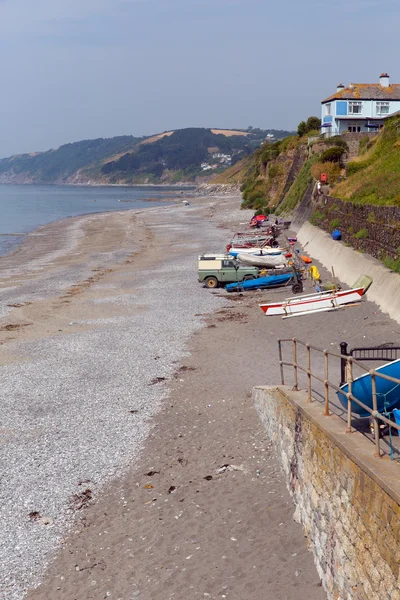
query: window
348 101 362 114
222 260 235 268
376 102 390 115
325 104 331 116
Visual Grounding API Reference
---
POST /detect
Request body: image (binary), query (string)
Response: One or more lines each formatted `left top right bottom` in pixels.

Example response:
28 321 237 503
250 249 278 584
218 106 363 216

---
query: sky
0 0 399 156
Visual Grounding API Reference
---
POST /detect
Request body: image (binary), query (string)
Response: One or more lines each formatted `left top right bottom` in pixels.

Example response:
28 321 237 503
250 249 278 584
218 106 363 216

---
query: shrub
382 254 400 273
268 164 282 180
311 161 341 183
260 143 280 163
330 218 340 229
355 228 368 239
320 146 345 163
310 210 324 225
297 116 321 137
346 160 371 176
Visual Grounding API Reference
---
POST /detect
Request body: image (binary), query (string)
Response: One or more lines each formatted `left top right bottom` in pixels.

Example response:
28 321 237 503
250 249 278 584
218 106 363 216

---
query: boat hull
337 358 400 418
229 247 284 256
226 272 293 292
236 253 288 268
259 287 364 316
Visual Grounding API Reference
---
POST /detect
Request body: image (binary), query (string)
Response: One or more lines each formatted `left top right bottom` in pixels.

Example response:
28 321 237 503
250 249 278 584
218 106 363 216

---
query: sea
0 184 192 256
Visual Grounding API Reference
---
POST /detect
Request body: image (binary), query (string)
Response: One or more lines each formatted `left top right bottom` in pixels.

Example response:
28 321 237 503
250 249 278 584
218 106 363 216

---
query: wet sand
1 195 398 599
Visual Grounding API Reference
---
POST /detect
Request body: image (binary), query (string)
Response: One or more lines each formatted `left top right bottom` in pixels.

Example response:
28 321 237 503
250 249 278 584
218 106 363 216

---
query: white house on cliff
321 73 400 136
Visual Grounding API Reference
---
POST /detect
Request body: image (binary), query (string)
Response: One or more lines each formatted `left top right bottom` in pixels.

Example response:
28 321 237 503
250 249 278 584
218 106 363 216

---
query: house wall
254 385 400 600
321 99 400 135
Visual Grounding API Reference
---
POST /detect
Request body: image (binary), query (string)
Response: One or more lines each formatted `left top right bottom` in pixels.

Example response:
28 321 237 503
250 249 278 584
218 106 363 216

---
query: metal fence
278 338 400 459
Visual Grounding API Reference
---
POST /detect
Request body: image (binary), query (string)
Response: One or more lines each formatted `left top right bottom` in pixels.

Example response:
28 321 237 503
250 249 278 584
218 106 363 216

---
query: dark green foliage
320 146 345 163
260 142 281 163
330 218 340 229
103 129 259 181
355 228 368 239
0 127 295 184
346 160 372 176
382 253 400 273
0 136 141 183
297 116 321 136
309 210 324 225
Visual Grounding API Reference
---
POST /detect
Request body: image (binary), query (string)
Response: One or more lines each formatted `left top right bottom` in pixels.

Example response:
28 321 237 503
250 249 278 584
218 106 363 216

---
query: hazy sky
0 0 399 156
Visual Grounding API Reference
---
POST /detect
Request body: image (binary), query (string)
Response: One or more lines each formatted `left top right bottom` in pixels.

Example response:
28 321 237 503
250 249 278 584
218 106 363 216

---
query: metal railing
339 341 400 386
278 338 400 459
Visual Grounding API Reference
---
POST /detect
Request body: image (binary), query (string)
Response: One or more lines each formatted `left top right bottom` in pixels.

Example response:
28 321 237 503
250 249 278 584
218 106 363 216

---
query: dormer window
376 101 390 115
348 101 362 114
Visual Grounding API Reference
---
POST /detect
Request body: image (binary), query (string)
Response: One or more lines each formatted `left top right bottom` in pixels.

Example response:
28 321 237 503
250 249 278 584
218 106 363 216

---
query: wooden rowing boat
259 287 364 316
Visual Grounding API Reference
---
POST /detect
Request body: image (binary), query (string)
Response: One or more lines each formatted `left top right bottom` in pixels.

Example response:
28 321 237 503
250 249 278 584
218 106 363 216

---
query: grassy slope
332 115 400 205
238 135 307 211
212 158 251 184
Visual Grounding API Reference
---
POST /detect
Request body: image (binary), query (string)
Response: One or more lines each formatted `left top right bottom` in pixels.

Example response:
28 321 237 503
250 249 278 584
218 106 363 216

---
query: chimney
380 73 390 87
336 83 345 92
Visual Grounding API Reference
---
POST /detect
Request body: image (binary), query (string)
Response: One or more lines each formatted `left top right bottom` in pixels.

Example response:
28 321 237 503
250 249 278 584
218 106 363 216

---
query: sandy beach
1 193 399 600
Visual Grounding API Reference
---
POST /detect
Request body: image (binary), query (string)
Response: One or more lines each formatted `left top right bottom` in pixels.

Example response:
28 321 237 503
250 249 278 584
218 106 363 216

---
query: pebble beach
1 192 398 600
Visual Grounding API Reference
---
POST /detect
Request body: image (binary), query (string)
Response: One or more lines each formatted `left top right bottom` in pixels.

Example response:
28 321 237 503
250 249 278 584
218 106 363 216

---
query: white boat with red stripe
259 287 364 317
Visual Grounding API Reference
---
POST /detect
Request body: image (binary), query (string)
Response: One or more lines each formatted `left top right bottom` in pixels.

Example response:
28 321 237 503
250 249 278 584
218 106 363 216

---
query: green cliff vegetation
234 116 324 214
332 115 400 205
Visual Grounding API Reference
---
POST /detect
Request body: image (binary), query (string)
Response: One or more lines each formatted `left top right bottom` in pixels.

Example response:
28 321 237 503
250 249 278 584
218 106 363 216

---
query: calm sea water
0 184 191 256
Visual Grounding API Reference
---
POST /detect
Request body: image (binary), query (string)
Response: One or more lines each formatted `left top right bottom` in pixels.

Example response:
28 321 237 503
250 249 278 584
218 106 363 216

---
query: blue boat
336 358 400 418
229 250 282 258
226 272 293 292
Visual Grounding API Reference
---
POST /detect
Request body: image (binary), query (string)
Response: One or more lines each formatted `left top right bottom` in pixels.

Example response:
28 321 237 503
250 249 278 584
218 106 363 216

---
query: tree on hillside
297 116 321 137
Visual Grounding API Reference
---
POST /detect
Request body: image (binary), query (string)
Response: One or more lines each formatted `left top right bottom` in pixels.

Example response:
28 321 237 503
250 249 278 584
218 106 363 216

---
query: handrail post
371 371 381 458
346 358 353 433
340 341 348 386
306 343 312 402
278 340 285 385
324 350 330 416
293 338 298 391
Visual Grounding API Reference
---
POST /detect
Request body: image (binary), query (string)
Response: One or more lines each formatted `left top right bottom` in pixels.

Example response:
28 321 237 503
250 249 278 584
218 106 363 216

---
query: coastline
3 193 395 599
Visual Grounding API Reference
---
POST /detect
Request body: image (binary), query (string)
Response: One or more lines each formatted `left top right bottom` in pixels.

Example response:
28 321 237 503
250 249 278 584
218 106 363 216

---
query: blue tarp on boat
226 272 292 292
336 358 400 418
229 250 282 258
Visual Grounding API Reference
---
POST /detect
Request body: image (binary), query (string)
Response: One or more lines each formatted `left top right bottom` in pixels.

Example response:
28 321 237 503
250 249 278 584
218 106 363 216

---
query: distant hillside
0 127 293 185
0 136 141 184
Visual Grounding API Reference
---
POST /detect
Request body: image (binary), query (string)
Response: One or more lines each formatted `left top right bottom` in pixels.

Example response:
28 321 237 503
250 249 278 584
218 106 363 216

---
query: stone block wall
254 386 400 600
313 196 400 261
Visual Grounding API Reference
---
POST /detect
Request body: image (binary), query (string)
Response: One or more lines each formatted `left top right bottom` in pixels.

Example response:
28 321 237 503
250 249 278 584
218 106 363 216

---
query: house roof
322 84 400 103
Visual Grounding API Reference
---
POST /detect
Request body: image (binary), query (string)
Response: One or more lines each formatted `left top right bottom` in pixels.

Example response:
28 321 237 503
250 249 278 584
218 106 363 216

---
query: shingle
322 84 400 103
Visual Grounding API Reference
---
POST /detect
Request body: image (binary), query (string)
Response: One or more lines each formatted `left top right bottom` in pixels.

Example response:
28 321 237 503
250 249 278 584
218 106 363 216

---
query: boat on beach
226 271 295 292
259 287 364 316
337 358 400 418
235 252 288 268
229 247 285 256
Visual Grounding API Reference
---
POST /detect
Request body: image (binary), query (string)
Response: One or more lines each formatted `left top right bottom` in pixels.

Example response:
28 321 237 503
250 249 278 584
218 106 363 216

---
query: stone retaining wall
312 196 400 261
254 386 400 600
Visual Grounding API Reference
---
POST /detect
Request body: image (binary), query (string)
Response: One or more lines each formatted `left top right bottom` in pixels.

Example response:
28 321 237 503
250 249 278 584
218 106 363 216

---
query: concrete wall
254 386 400 600
296 221 400 324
